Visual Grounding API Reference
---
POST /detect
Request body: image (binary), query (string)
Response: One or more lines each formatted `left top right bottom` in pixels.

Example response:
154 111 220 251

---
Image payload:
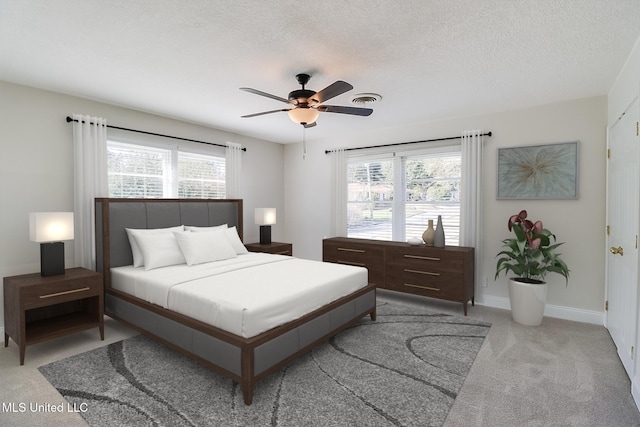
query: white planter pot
508 278 548 326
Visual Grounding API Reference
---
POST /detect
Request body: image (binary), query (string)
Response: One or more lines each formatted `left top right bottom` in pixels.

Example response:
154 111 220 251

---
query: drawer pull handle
339 260 366 267
404 269 440 276
40 287 90 299
338 248 365 253
404 254 440 261
404 283 440 292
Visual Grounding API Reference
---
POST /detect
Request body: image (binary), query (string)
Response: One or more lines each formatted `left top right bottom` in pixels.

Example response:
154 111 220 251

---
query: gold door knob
610 246 624 256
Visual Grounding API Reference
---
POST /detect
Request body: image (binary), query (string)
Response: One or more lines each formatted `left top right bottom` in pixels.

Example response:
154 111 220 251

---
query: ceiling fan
240 73 373 128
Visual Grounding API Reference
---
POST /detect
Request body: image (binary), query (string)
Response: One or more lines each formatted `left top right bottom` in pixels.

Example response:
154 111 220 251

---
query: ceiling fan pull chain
302 127 307 160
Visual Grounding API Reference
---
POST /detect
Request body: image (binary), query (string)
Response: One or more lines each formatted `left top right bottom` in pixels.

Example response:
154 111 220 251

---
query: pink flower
507 210 545 249
508 210 528 231
530 237 541 249
532 221 543 233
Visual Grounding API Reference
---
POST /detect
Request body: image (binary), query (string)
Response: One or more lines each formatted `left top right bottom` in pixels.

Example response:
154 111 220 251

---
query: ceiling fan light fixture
288 107 319 125
241 74 373 128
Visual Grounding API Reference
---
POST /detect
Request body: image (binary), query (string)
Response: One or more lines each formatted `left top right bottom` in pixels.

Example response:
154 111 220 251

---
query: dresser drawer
323 239 385 286
21 276 101 309
386 267 463 299
385 245 468 299
386 246 465 271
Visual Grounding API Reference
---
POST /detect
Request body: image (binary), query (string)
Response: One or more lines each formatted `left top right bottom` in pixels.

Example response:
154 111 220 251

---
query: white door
606 97 639 378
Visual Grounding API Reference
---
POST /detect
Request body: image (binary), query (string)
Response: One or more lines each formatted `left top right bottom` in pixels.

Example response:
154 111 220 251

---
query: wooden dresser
323 237 475 315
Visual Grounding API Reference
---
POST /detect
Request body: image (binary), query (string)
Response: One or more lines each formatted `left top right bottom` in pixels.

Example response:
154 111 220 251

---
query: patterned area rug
39 302 490 427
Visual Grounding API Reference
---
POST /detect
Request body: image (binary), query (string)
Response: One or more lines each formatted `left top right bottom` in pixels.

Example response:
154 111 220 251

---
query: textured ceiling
1 0 640 144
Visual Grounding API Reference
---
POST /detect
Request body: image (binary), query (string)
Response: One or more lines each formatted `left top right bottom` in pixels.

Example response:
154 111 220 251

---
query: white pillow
184 224 227 232
186 224 247 255
173 229 237 266
126 226 184 267
225 226 248 255
133 231 187 270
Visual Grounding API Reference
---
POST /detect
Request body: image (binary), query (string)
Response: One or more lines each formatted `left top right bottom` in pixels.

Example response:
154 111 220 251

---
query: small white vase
508 278 547 326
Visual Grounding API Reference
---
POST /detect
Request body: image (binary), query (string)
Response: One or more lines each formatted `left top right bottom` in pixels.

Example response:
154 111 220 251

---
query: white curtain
225 142 243 198
73 114 108 269
460 129 484 283
330 148 347 236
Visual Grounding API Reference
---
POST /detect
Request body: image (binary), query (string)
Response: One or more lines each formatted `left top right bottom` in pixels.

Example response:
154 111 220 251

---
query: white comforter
110 253 368 338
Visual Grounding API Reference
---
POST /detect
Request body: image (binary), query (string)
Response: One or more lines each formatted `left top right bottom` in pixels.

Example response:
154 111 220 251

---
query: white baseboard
477 295 604 325
477 295 512 311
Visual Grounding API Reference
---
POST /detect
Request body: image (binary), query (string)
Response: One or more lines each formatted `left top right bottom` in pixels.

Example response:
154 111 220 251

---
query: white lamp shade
254 208 276 226
287 108 319 125
29 212 75 242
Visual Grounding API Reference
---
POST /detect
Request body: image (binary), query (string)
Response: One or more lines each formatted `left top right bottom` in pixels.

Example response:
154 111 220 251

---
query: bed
95 198 376 405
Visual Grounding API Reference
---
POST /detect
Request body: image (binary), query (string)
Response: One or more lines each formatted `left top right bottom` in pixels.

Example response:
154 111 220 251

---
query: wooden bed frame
95 198 376 405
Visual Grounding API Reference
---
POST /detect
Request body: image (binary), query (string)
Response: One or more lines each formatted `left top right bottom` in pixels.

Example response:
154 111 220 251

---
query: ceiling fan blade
240 87 290 104
311 81 353 104
303 122 317 129
241 108 289 118
317 105 373 116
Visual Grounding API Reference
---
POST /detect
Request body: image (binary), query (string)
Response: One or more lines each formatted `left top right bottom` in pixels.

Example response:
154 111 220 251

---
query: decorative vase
508 278 547 326
434 215 445 248
422 219 435 246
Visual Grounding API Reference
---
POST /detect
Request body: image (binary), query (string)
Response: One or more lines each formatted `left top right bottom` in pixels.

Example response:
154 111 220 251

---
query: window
347 156 394 240
347 148 461 244
177 151 226 198
107 142 170 198
404 152 460 244
107 140 226 198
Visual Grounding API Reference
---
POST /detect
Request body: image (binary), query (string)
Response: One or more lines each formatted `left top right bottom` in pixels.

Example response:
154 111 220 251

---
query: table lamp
254 208 276 245
29 212 74 276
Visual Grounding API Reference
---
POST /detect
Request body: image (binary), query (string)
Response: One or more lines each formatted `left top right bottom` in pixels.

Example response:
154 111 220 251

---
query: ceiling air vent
350 93 382 105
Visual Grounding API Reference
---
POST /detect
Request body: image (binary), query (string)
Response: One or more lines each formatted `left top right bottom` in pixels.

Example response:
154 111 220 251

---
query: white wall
284 96 607 320
0 81 285 328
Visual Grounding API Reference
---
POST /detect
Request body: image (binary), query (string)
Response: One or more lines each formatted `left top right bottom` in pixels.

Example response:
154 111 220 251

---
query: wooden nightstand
245 242 293 256
3 267 104 365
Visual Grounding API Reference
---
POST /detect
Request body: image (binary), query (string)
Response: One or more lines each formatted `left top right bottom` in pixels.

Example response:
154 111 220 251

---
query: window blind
107 141 226 199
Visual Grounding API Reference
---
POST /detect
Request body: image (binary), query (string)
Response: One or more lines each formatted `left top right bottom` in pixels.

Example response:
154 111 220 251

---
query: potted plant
495 210 570 326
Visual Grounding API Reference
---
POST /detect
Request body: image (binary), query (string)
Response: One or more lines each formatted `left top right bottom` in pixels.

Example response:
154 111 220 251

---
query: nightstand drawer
21 274 102 309
22 281 100 308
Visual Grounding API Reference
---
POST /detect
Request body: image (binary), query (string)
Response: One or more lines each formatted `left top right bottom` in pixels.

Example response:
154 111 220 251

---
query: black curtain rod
66 116 246 151
324 131 492 154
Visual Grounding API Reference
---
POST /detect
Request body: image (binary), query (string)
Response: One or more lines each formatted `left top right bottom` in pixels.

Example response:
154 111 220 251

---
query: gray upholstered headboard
95 198 243 287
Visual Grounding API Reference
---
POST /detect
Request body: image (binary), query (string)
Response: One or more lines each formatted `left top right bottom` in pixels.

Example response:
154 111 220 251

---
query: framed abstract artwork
497 141 579 199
